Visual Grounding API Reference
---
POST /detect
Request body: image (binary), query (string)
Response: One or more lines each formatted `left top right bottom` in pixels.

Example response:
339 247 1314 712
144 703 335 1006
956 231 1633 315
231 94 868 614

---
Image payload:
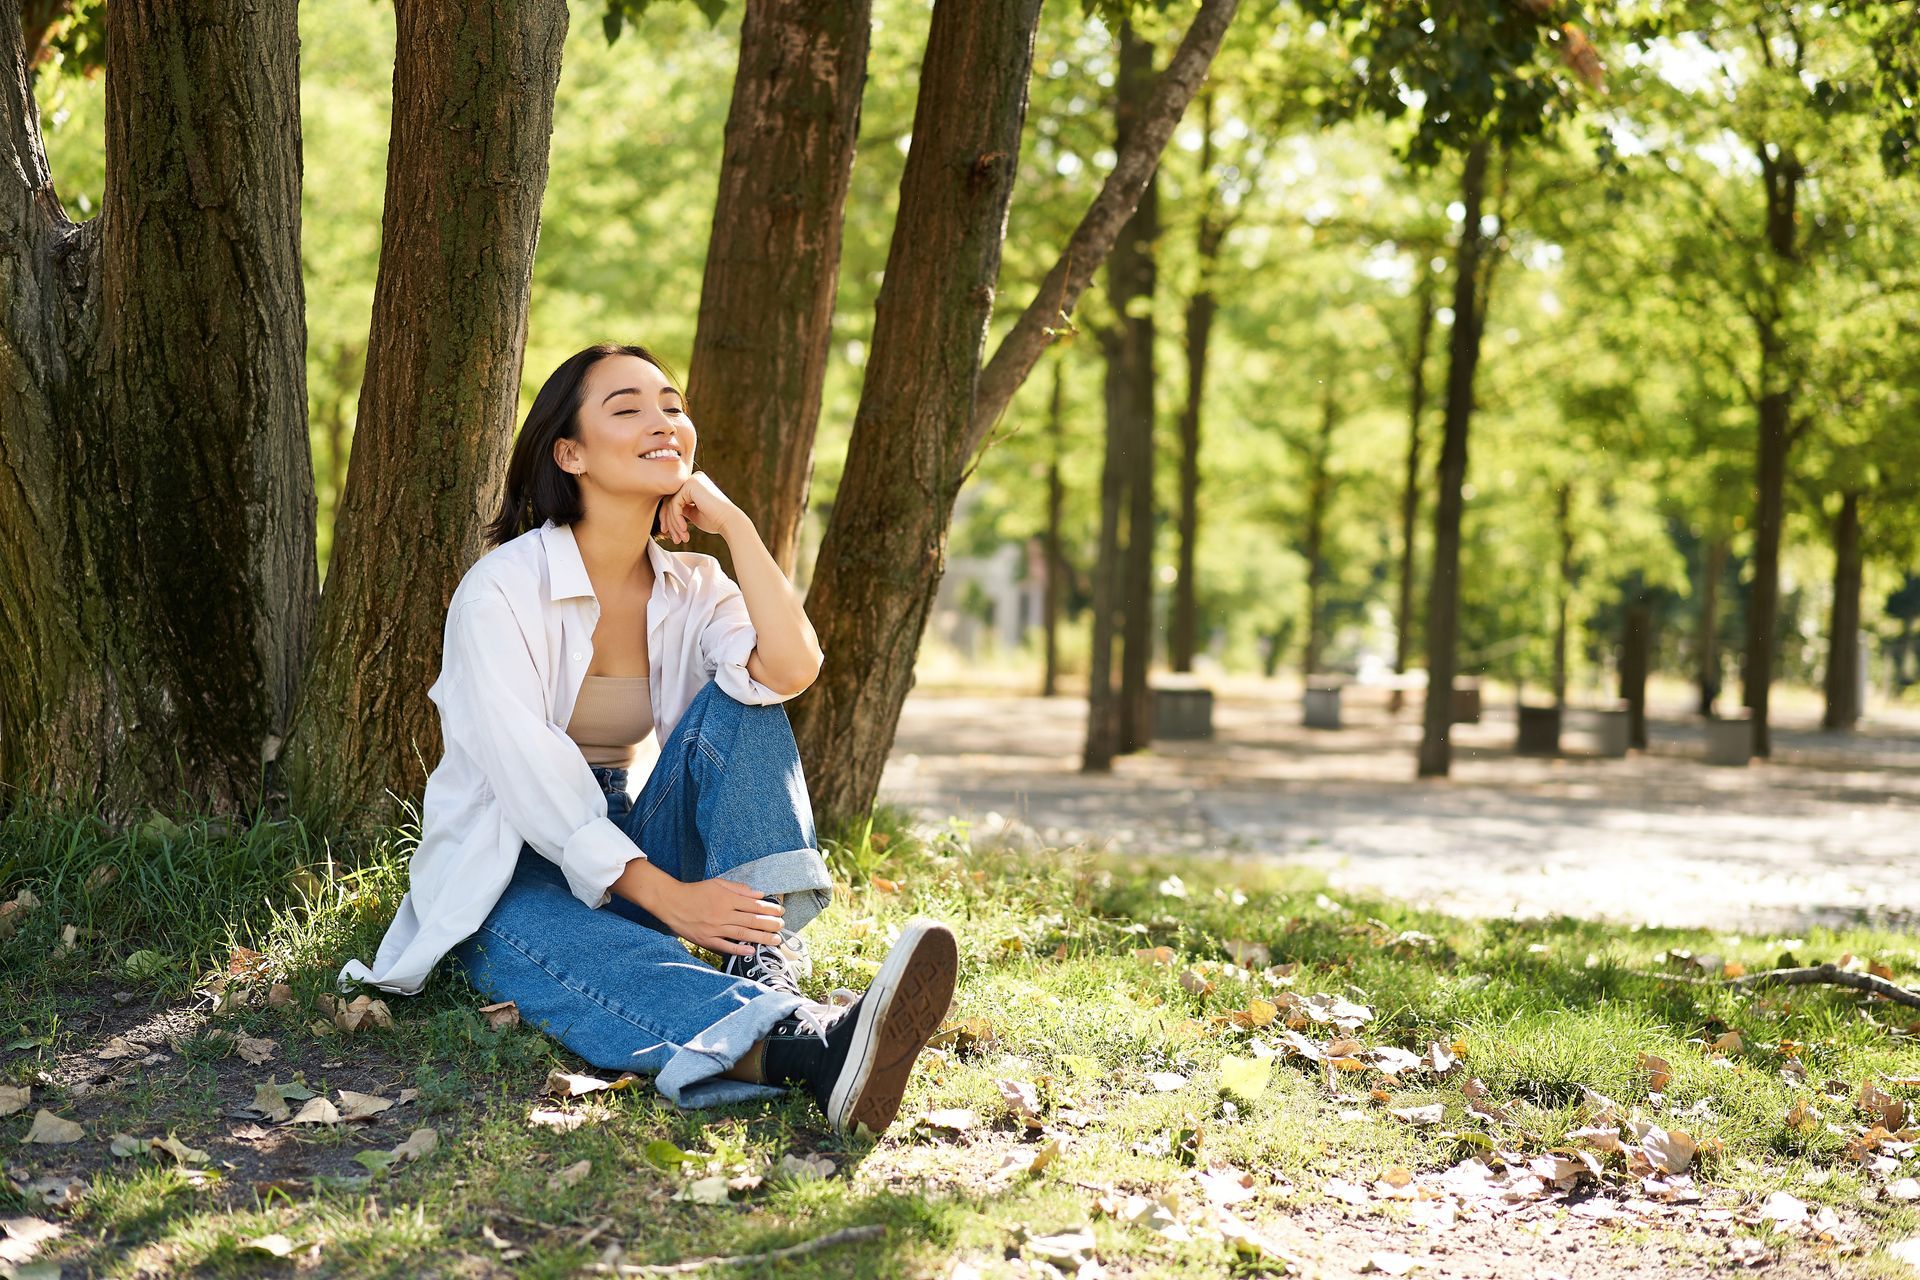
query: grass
1 797 1918 1277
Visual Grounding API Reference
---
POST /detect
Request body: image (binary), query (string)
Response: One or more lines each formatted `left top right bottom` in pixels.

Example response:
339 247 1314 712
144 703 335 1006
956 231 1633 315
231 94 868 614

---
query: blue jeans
450 679 835 1108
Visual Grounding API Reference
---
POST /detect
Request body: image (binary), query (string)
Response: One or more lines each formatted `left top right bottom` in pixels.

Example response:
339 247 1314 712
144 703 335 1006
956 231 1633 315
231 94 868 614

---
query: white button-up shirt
338 519 802 995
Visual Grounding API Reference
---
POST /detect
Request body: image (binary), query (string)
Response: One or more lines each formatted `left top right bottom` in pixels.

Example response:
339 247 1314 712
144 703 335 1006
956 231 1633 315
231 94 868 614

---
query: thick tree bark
1552 483 1571 708
795 0 1239 821
1391 270 1435 709
685 0 870 577
1697 536 1725 716
1114 24 1159 756
1741 146 1801 760
1042 357 1065 697
1416 140 1490 779
1301 382 1336 678
1822 491 1863 732
282 0 571 830
1171 93 1221 676
789 0 1044 820
0 0 315 818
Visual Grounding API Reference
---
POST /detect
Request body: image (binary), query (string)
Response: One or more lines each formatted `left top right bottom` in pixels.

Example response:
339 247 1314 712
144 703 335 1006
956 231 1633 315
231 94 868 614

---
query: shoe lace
787 1000 834 1047
738 941 804 997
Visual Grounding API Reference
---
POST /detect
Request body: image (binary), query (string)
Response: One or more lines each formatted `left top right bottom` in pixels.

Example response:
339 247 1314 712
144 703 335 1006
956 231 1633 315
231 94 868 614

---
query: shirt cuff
561 815 641 909
711 628 800 706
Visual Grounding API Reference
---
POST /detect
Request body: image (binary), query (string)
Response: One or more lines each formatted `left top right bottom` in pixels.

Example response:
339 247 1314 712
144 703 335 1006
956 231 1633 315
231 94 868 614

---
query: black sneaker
723 931 813 998
762 918 958 1137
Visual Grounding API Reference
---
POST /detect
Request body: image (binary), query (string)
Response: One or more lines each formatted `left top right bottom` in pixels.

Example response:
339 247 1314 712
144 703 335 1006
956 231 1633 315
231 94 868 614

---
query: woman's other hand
651 876 783 956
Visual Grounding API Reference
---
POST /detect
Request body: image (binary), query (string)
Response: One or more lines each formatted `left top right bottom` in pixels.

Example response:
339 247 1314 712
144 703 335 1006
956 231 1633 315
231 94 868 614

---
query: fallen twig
590 1225 886 1275
1636 963 1920 1011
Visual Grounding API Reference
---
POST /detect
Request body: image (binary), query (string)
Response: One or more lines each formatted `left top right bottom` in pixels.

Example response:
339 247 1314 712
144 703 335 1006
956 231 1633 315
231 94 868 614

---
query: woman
340 342 957 1137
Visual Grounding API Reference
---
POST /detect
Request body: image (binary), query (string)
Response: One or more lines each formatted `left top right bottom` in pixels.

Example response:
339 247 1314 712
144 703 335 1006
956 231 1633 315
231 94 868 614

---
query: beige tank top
565 675 655 769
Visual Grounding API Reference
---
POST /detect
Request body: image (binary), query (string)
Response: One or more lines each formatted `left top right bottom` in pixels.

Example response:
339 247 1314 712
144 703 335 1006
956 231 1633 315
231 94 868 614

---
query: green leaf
644 1138 692 1170
355 1149 398 1177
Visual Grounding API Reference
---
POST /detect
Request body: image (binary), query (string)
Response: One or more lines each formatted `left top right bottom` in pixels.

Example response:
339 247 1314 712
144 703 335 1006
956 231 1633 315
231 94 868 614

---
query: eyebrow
601 385 684 405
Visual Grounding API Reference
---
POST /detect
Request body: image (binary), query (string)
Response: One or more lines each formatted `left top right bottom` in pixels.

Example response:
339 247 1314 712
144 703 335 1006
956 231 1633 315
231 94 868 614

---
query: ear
553 437 582 476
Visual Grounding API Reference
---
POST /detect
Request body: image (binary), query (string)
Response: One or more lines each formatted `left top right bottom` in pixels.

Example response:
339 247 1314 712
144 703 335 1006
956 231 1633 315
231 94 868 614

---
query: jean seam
475 923 687 1055
640 768 681 829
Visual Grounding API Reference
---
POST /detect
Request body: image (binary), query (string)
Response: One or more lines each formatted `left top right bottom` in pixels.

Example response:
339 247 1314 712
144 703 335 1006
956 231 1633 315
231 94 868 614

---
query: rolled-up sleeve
696 574 804 707
439 587 638 908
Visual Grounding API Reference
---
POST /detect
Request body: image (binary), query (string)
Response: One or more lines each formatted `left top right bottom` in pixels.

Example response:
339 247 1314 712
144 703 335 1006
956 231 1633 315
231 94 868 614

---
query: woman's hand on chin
661 472 745 544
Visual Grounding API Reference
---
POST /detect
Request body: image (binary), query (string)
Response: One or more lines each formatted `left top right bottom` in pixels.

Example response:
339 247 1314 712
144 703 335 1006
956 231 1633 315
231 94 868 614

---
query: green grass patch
0 800 1916 1276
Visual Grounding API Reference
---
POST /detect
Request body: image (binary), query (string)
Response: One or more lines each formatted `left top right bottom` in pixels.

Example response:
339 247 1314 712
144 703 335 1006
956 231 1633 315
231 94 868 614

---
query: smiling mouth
639 449 682 462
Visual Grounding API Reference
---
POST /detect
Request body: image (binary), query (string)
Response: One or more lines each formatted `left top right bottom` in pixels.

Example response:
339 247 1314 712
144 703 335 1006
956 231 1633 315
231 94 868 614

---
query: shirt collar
540 519 688 602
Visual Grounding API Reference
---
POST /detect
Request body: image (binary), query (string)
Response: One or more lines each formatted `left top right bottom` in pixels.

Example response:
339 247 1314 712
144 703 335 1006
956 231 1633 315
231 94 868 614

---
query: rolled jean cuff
656 988 811 1109
729 847 834 933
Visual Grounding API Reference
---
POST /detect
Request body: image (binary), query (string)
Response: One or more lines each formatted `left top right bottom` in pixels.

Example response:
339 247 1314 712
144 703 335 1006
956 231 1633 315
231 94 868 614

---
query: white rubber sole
824 918 958 1137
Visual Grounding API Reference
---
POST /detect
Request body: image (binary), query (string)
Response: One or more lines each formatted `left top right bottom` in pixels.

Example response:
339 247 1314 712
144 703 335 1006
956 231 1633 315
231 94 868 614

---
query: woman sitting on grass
340 342 957 1137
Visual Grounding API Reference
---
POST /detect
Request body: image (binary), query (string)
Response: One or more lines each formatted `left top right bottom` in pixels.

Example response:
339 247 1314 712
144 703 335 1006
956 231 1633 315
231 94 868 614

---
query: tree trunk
789 0 1045 820
1170 90 1221 676
0 0 315 818
1416 140 1490 779
684 0 870 576
1822 490 1863 732
1114 23 1159 757
1084 329 1128 772
1621 599 1650 750
1552 483 1571 708
1742 147 1800 760
793 0 1239 822
1390 270 1435 712
1042 357 1065 697
1697 536 1725 716
1301 381 1336 678
282 0 571 831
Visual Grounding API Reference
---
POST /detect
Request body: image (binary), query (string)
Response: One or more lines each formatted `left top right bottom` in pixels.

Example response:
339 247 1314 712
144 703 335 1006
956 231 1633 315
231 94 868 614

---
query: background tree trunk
1416 140 1490 779
1552 483 1571 708
1170 91 1221 676
1741 148 1800 760
789 0 1045 821
794 0 1239 822
1085 327 1128 771
1301 381 1336 678
1042 357 1065 697
1390 270 1435 713
1621 598 1651 750
1697 536 1725 715
1822 490 1863 731
1114 23 1160 756
685 0 870 577
283 0 571 831
0 0 315 818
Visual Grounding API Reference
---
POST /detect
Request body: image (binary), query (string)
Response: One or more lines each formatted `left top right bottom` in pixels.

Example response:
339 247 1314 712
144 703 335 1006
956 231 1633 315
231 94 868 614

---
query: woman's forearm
718 512 824 694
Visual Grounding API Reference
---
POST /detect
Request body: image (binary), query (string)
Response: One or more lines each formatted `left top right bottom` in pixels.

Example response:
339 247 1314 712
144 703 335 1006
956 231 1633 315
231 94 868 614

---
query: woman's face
555 353 695 504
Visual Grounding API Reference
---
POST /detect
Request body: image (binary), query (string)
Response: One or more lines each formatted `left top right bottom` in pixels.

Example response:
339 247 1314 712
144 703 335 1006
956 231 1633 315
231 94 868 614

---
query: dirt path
881 683 1920 934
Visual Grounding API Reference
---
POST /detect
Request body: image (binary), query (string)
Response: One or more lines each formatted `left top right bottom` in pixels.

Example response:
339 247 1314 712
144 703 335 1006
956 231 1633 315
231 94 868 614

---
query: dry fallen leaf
151 1134 210 1166
777 1152 837 1182
95 1035 145 1061
22 1110 83 1144
995 1078 1044 1125
1859 1082 1906 1131
1198 1165 1258 1205
547 1158 592 1191
336 1090 393 1122
1224 939 1272 968
923 1108 978 1133
1390 1104 1445 1127
543 1069 637 1098
1177 968 1215 997
1364 1250 1424 1275
242 1233 299 1258
1638 1052 1673 1092
1147 1071 1189 1092
266 983 294 1009
252 1080 293 1123
674 1175 731 1204
0 1084 29 1117
477 1000 520 1031
391 1127 439 1163
235 1034 276 1066
287 1096 342 1126
1132 946 1176 967
527 1108 588 1132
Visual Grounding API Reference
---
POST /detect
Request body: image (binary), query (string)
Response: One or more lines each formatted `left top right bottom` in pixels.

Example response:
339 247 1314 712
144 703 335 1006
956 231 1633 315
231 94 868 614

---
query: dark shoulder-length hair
484 342 682 548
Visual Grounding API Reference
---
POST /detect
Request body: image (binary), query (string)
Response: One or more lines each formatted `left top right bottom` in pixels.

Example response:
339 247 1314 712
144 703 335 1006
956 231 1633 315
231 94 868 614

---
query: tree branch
0 0 62 237
963 0 1241 462
1643 963 1920 1011
591 1225 888 1275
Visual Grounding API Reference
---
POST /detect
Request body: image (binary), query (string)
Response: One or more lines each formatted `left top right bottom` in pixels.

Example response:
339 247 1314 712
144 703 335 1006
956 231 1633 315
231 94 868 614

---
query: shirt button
571 652 582 662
